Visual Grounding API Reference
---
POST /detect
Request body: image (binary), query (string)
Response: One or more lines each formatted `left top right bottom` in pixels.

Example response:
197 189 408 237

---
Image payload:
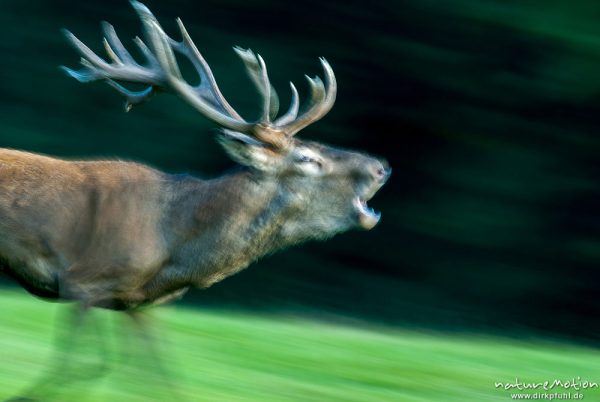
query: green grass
0 288 599 402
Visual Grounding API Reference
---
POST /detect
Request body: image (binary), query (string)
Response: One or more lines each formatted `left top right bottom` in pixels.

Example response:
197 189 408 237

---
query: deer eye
298 155 315 163
297 154 322 168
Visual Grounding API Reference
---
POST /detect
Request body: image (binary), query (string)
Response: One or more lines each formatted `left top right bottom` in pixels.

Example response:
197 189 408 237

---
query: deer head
62 1 390 243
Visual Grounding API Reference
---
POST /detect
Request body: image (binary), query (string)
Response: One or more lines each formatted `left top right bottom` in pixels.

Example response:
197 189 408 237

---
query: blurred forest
0 0 599 341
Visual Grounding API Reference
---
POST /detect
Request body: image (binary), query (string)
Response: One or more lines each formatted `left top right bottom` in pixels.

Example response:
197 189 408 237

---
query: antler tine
101 22 136 65
173 18 244 120
278 58 337 136
61 30 111 82
273 82 299 126
131 0 252 131
101 23 159 111
107 80 155 112
233 47 280 122
258 54 281 121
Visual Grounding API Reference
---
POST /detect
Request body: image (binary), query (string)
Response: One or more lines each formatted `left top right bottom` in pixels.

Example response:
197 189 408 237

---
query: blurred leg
9 302 112 402
124 309 189 401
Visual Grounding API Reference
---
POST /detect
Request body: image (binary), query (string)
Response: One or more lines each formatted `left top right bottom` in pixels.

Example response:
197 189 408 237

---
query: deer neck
167 168 294 286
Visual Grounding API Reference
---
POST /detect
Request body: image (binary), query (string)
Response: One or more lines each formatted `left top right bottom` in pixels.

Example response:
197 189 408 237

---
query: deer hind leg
11 276 115 402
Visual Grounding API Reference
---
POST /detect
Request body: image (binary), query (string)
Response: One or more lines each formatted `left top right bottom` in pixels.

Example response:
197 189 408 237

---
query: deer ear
217 130 282 171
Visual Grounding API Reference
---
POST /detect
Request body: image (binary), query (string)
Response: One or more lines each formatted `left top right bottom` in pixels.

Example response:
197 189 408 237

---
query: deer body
0 151 267 308
1 144 384 310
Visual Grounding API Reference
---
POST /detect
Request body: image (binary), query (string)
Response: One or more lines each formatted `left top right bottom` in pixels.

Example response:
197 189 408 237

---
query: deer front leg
120 309 190 401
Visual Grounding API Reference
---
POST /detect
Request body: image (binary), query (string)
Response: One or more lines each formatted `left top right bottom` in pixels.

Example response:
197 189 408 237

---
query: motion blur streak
1 290 600 401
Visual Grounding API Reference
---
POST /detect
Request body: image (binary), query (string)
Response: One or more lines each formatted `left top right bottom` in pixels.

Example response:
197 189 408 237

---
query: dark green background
1 0 599 341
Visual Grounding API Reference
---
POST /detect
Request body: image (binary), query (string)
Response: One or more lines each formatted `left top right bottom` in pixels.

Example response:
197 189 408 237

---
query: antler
61 1 336 148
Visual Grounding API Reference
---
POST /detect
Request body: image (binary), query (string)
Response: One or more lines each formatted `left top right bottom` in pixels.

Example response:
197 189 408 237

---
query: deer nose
373 160 391 182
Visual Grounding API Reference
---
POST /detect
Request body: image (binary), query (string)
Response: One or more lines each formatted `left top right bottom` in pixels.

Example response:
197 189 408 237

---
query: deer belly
1 256 60 299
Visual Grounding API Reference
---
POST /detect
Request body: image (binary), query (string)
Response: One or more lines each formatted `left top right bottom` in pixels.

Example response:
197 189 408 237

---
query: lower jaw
356 211 380 230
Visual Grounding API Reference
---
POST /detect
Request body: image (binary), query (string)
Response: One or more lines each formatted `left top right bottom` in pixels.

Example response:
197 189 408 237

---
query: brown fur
0 141 389 310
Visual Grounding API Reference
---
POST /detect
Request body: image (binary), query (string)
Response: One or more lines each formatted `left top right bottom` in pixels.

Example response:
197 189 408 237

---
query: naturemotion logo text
495 378 598 392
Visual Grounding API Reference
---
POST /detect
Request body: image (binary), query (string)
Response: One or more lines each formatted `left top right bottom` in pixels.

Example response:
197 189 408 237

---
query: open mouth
353 196 381 230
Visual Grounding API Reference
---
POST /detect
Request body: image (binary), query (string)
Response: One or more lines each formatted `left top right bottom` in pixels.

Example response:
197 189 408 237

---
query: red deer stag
1 0 390 399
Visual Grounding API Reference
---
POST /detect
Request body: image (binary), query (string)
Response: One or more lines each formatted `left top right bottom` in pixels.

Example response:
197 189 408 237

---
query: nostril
367 160 391 182
373 161 391 181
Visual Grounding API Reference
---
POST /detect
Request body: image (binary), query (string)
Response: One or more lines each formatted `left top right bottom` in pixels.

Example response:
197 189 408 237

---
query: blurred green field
0 288 599 402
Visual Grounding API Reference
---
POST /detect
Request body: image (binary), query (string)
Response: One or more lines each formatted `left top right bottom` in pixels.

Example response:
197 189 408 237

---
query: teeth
355 198 381 219
353 197 381 230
